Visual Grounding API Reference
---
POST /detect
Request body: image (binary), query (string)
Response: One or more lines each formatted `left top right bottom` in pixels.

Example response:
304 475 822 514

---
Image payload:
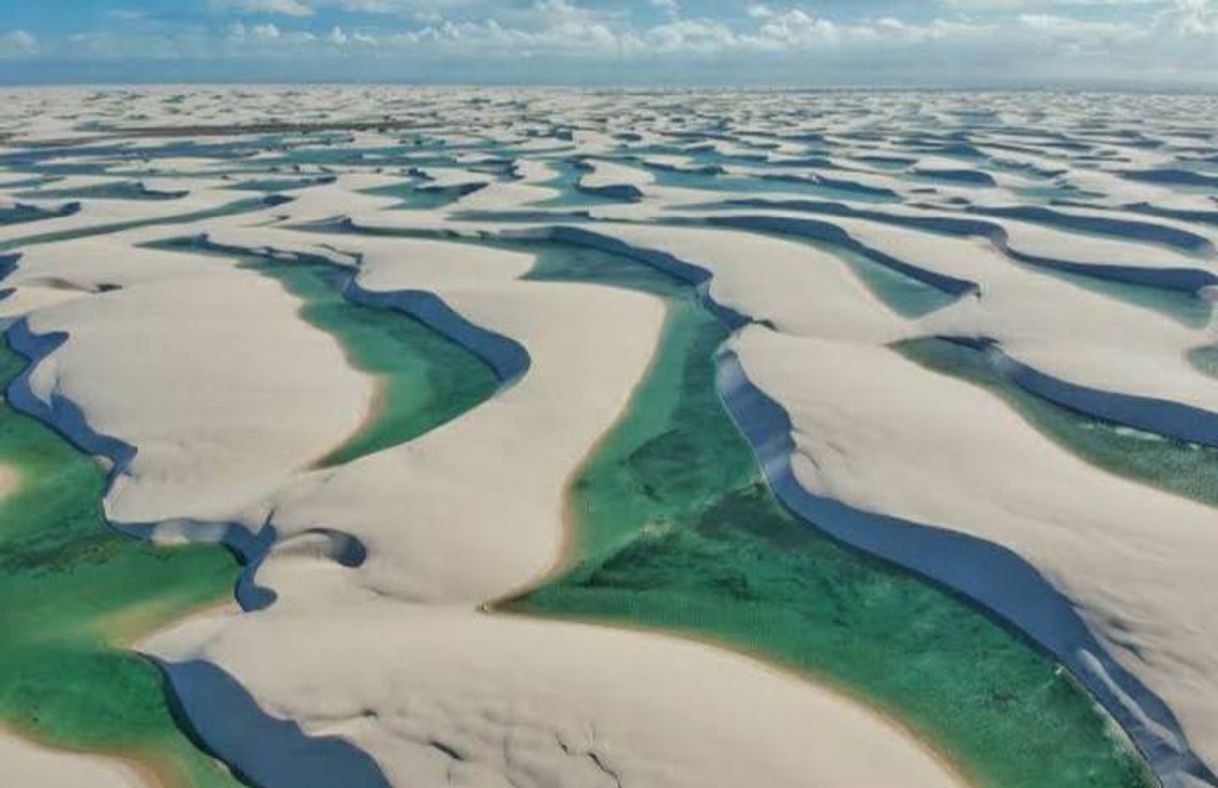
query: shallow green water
1189 345 1218 380
361 177 488 211
718 198 1213 329
724 228 959 318
0 237 500 782
833 246 959 318
15 182 185 202
898 337 1218 509
507 242 1154 788
1011 184 1093 202
234 255 500 467
225 177 330 194
1033 265 1214 329
532 159 630 208
0 205 69 227
150 236 501 467
644 161 896 204
0 344 243 787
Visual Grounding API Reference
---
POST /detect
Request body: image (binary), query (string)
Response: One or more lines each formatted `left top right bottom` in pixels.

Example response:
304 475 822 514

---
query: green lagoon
504 239 1155 788
0 342 243 787
243 254 500 467
0 238 502 785
0 228 1164 788
157 238 502 467
1190 345 1218 380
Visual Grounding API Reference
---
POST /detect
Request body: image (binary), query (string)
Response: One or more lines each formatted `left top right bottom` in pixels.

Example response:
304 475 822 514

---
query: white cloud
318 0 499 17
0 29 38 57
194 0 1217 81
642 18 736 53
750 9 839 47
941 0 1158 7
227 20 293 40
1160 0 1218 34
650 0 680 19
211 0 315 17
6 0 1217 84
335 0 401 9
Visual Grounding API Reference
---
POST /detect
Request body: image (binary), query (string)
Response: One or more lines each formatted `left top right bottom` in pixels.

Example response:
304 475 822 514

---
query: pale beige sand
336 203 1218 770
0 730 151 788
0 462 21 500
410 166 492 191
75 227 962 786
521 212 1218 768
670 206 1218 417
578 158 656 191
532 220 911 340
0 188 244 246
144 604 963 788
214 194 1218 770
731 327 1218 770
5 86 1215 786
14 241 373 526
262 273 667 605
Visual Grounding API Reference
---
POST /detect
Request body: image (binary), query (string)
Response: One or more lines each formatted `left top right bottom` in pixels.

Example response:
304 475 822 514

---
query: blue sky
2 0 1216 86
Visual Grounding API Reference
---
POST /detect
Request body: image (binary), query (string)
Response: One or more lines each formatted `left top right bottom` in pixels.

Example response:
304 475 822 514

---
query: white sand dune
410 166 493 192
680 207 1218 416
553 220 913 339
730 327 1218 770
212 188 1218 776
144 605 961 788
578 158 656 193
9 239 372 526
262 257 665 605
0 731 150 788
3 86 1217 788
0 188 258 247
3 222 965 786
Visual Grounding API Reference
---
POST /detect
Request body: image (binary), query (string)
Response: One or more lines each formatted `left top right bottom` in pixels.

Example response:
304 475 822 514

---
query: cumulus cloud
1160 0 1218 34
227 19 321 44
229 21 278 40
4 0 1218 83
0 29 38 57
273 0 486 16
211 0 315 17
941 0 1159 7
195 0 1218 78
650 0 680 19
